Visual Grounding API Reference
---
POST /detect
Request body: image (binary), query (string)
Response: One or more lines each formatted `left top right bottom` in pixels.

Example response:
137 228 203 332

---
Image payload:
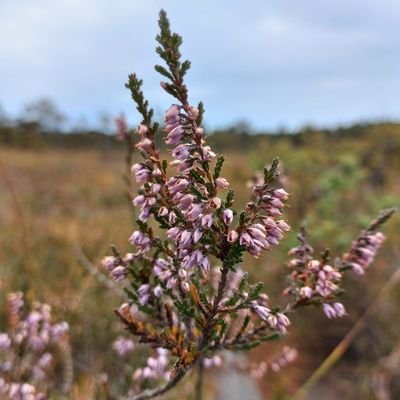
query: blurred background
1 1 399 399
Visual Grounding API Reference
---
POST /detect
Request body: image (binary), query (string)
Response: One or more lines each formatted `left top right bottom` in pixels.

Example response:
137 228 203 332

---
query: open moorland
1 125 399 398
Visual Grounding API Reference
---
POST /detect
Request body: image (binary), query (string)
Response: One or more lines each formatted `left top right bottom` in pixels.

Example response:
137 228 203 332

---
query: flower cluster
237 184 290 258
250 301 291 334
102 255 128 282
132 348 170 382
106 332 226 398
112 336 135 357
0 381 42 400
284 231 347 318
102 10 395 399
249 346 298 379
202 354 223 369
284 209 393 319
284 228 348 318
0 292 70 400
342 231 386 275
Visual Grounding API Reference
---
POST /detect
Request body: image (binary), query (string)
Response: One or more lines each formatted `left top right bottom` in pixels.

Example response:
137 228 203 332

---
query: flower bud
136 124 148 137
223 209 233 225
181 282 190 292
227 230 239 243
158 207 169 217
215 177 229 189
210 197 222 209
188 106 199 120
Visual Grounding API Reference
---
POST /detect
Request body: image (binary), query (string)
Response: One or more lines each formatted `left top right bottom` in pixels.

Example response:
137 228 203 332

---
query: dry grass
0 142 399 398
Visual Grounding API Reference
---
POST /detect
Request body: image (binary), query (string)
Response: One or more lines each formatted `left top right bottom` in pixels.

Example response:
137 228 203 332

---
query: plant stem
195 360 204 400
125 369 188 400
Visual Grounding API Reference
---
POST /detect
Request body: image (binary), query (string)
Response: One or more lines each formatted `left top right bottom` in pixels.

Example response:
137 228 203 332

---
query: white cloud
0 0 399 129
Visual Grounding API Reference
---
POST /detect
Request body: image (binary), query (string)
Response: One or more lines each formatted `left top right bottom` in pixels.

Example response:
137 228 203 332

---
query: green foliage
264 156 280 184
224 243 246 270
155 10 190 104
125 74 154 125
196 102 205 125
225 190 234 208
213 156 225 180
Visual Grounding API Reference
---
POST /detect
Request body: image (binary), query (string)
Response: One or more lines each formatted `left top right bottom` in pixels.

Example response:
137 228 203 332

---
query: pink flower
227 230 239 243
132 163 152 183
129 231 151 252
153 285 162 298
167 227 182 241
181 281 190 292
189 204 204 220
193 229 202 243
166 125 185 145
276 220 290 231
251 301 271 321
223 209 233 225
113 337 135 356
158 207 169 217
209 197 222 209
276 313 290 333
111 266 127 282
172 144 191 160
343 231 386 275
165 104 180 121
187 106 199 120
273 188 289 201
215 177 229 189
201 214 214 229
0 333 11 350
136 138 153 152
138 284 151 305
299 286 313 299
323 303 346 319
136 124 148 137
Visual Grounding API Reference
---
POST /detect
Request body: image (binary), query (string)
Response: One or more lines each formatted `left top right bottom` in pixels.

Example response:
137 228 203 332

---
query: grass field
1 133 399 398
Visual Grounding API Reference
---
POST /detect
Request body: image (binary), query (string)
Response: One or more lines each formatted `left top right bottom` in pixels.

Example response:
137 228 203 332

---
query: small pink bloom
273 188 289 201
166 126 185 145
158 207 169 217
251 301 271 321
193 228 202 243
136 124 148 137
209 197 222 209
201 214 214 229
165 104 180 120
181 282 190 292
153 285 162 298
136 138 153 152
276 220 290 231
299 286 313 299
215 177 229 189
227 230 239 243
188 106 199 120
223 209 233 225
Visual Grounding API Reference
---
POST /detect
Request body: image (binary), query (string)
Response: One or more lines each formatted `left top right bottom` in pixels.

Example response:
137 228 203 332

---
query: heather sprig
283 208 396 318
103 10 395 399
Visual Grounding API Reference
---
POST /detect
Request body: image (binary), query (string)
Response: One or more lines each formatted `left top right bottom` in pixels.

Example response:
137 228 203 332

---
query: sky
1 0 400 131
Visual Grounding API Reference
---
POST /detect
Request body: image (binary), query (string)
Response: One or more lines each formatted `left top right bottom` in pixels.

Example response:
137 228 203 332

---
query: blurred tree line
1 98 400 156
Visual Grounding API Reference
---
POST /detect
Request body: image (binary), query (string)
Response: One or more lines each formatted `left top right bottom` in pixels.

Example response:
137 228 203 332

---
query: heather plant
103 10 395 399
0 292 71 399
